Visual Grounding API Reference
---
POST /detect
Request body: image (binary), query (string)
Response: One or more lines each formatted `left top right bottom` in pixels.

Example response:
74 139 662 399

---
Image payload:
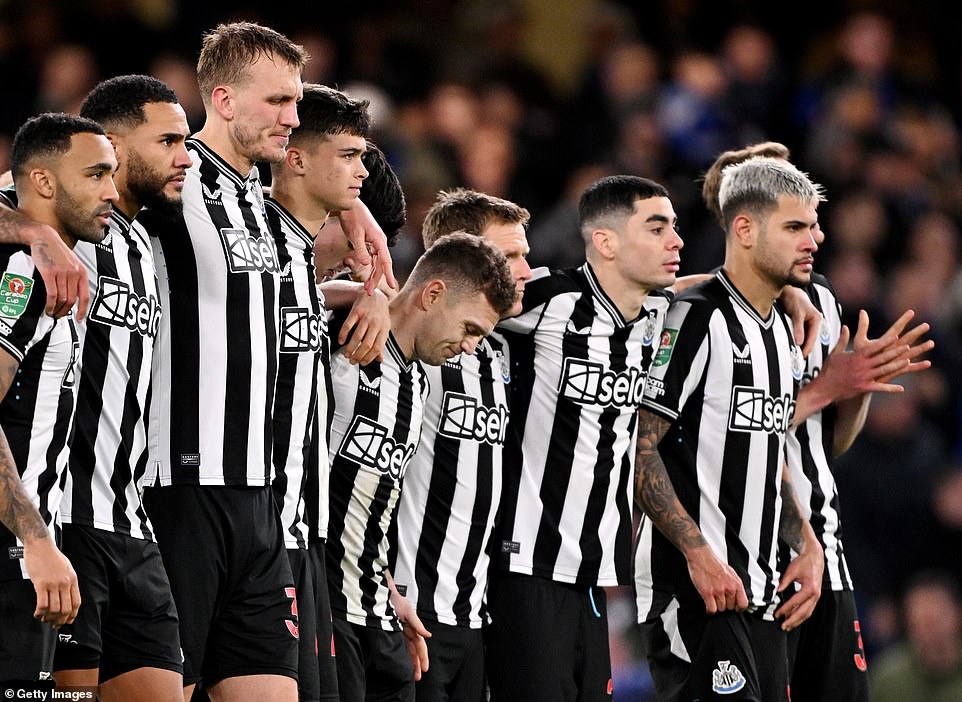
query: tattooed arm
0 202 89 321
774 466 823 631
0 349 80 627
635 408 748 614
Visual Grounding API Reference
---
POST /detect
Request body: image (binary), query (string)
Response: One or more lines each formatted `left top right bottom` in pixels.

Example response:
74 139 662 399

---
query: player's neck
722 260 780 318
271 181 329 237
590 261 649 320
388 291 416 361
194 123 255 176
17 203 75 249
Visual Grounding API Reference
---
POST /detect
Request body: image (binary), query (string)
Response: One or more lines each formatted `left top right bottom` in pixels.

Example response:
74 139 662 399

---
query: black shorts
309 538 339 701
485 573 612 702
787 588 869 702
333 616 413 702
289 547 319 702
53 525 181 681
0 578 56 682
641 605 789 702
142 484 298 686
415 620 484 702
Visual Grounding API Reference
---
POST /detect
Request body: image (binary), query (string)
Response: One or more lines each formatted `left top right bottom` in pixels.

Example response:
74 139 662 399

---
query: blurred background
4 0 962 698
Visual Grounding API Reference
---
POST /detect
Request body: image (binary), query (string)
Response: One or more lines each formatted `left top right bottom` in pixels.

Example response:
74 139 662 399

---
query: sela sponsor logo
729 386 795 434
712 660 746 695
559 358 647 408
279 307 326 353
219 227 282 274
437 391 510 445
337 415 416 480
89 276 163 338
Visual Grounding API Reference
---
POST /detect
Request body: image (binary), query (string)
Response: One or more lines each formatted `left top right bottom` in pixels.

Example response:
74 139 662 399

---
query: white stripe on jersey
635 271 800 621
0 247 78 581
145 138 279 487
496 264 670 587
61 211 160 540
327 334 427 630
393 333 511 628
786 275 853 591
266 197 329 550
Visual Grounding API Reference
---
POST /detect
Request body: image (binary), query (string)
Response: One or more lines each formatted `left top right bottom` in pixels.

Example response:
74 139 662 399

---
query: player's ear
210 85 233 120
286 146 305 174
731 214 754 249
591 228 616 260
419 279 446 310
29 168 55 199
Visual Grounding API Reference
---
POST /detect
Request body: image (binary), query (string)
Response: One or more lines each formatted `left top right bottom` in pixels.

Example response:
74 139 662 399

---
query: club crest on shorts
712 660 746 694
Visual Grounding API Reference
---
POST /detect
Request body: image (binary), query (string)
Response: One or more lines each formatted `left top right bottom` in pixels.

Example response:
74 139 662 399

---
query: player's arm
336 198 397 294
0 197 89 321
634 409 749 614
319 278 391 365
385 567 431 680
779 285 822 358
0 347 80 628
774 466 823 631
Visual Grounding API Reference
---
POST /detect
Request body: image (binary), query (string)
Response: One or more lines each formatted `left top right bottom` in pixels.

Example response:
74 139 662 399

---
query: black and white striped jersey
265 197 329 550
495 264 671 587
60 210 161 541
393 332 511 628
635 271 803 622
142 138 280 487
326 332 427 631
0 245 79 581
785 273 854 592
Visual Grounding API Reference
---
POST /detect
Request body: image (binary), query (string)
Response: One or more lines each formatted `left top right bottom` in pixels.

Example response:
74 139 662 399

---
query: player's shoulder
521 265 584 307
672 273 727 309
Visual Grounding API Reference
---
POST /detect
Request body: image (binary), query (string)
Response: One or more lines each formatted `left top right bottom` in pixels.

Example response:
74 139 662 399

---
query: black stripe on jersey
577 325 630 583
531 290 594 572
451 350 496 622
140 208 200 483
715 297 754 595
757 309 792 605
213 158 253 483
413 362 464 617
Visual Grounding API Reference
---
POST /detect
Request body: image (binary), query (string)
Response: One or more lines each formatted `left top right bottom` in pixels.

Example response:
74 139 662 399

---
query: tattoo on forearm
779 476 805 551
635 412 706 552
0 428 47 542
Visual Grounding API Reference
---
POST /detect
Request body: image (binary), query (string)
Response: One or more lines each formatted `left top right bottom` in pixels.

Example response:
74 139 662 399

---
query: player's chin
788 270 812 287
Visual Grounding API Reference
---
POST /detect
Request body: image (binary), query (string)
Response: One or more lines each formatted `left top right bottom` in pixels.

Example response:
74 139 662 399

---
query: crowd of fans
4 1 962 699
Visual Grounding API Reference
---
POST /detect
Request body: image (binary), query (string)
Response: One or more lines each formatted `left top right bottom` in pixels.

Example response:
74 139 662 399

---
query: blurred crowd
4 0 962 699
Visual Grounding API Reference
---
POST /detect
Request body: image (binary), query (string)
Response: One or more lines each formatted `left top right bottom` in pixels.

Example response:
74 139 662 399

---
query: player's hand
686 543 749 614
338 288 390 365
29 222 89 321
780 285 822 358
336 200 397 294
869 310 934 383
775 530 824 631
390 587 432 680
22 536 81 628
